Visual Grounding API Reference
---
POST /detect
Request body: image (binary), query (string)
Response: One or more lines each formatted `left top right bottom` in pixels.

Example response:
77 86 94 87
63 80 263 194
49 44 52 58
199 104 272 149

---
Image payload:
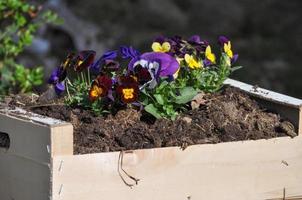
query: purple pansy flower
120 46 140 59
203 59 212 67
188 35 202 44
48 67 67 95
129 52 180 89
188 35 209 52
231 54 239 64
91 50 118 73
54 82 65 95
130 52 179 77
153 35 167 44
120 46 141 70
218 36 229 46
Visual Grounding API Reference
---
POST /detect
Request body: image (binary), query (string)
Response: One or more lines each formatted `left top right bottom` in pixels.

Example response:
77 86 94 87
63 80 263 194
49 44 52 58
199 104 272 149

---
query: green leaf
175 87 197 104
231 66 243 72
144 104 162 119
154 94 165 105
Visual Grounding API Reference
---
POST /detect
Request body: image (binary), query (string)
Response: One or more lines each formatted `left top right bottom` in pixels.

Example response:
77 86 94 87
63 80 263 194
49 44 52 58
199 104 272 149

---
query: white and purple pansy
129 52 180 89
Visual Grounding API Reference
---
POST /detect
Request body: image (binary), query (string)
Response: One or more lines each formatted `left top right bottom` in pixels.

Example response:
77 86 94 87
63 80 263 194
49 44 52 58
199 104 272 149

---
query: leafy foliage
141 80 197 120
0 0 61 94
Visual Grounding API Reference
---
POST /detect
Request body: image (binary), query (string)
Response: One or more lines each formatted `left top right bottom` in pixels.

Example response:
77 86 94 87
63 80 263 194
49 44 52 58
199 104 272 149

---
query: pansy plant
47 35 241 119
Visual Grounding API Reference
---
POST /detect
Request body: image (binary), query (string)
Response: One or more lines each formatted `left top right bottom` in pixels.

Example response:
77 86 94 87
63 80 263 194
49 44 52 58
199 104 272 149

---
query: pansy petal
54 82 65 95
188 35 201 44
152 42 162 52
101 50 118 60
48 67 60 84
162 42 171 52
231 54 239 64
153 35 166 43
203 59 212 67
140 52 179 76
74 50 96 72
218 36 229 46
120 46 140 59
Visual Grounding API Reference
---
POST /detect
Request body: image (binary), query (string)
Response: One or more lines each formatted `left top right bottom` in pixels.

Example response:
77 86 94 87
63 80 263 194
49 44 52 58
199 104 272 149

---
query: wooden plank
50 125 73 156
300 106 302 136
52 136 302 200
0 109 73 200
0 154 50 200
0 112 51 163
0 107 68 127
0 108 73 160
224 79 302 108
225 79 302 130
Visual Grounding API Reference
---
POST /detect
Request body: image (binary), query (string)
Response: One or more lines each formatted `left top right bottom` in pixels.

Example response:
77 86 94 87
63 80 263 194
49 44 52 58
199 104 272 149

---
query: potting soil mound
23 87 297 154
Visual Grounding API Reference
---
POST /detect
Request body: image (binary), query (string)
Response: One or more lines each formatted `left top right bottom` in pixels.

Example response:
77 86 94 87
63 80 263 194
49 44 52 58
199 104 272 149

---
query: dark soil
21 87 297 154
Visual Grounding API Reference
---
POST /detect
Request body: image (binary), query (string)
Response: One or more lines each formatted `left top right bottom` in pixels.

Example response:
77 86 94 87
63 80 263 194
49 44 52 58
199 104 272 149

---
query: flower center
91 85 103 98
122 88 134 99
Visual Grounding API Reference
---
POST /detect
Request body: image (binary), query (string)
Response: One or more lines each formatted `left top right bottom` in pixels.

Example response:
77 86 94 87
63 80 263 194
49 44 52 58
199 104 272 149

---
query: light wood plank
0 109 73 200
52 136 302 200
51 125 73 157
299 106 302 136
224 79 302 108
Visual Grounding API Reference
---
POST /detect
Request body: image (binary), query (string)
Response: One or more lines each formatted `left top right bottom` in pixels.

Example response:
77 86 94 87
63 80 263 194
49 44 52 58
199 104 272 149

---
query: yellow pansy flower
205 45 216 64
184 54 202 69
223 41 233 58
152 42 171 53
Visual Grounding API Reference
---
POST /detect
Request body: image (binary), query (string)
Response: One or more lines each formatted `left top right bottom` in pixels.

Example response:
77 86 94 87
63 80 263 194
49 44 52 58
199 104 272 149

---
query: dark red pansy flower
74 50 96 72
88 75 112 102
116 76 139 104
103 60 120 72
62 52 76 70
134 64 152 85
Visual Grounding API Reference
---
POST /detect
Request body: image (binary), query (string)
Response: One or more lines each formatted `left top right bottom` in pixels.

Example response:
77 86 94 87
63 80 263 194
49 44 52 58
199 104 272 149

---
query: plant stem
87 68 91 85
80 72 86 84
66 79 72 102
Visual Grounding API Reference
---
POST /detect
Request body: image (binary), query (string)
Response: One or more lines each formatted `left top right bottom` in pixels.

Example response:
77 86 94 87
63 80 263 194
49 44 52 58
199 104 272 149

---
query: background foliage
0 0 60 94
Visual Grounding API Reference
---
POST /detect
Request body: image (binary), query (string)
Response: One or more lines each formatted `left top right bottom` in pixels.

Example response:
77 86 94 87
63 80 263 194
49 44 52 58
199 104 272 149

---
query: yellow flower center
223 41 233 58
205 45 216 64
122 88 134 99
152 42 171 53
184 54 202 69
77 60 84 66
90 85 103 98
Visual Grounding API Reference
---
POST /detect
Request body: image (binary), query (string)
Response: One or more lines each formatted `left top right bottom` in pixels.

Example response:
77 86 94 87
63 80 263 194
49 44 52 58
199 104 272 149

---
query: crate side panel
0 113 51 163
299 106 302 135
254 97 300 130
0 154 50 200
52 137 302 200
224 79 302 107
51 125 73 156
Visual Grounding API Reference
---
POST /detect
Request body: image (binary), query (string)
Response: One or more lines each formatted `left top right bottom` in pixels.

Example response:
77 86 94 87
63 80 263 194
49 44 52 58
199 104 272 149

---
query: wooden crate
0 79 302 200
